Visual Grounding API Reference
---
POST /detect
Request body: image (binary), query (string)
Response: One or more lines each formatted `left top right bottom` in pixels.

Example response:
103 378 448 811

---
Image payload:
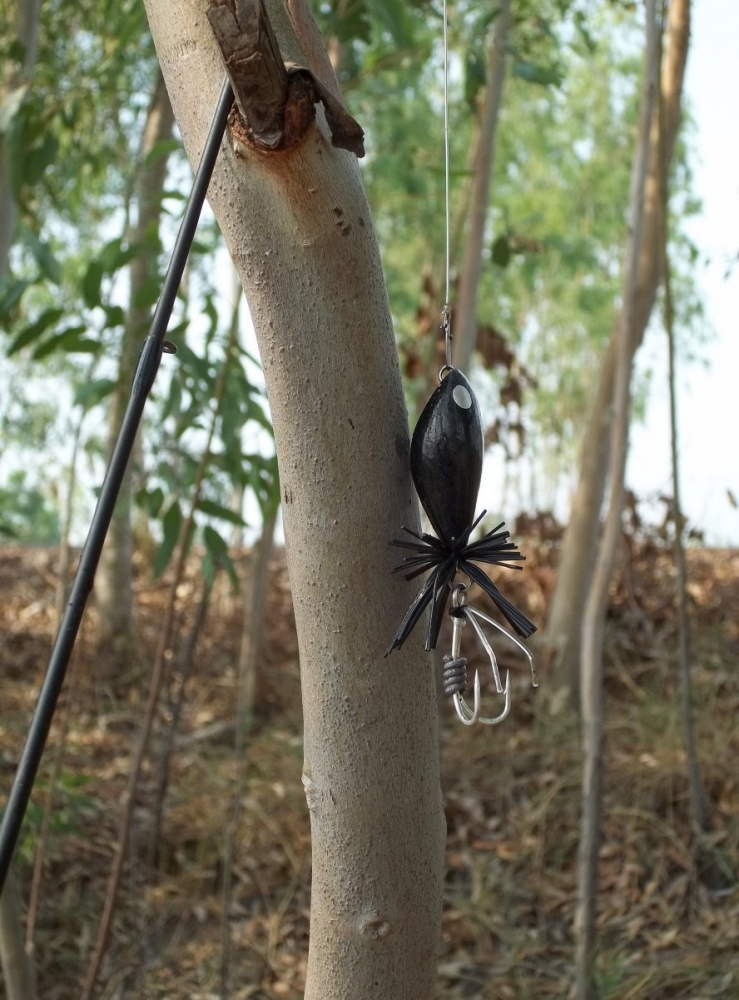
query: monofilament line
442 0 452 368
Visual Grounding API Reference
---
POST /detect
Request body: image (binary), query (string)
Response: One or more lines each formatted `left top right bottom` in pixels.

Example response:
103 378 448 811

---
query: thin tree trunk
543 0 692 704
143 1 446 996
221 511 276 996
80 315 239 1000
238 511 277 725
25 663 78 955
148 576 213 866
575 5 659 998
452 0 510 374
0 869 36 1000
0 0 41 274
0 6 42 990
658 77 710 837
55 366 95 619
95 72 175 662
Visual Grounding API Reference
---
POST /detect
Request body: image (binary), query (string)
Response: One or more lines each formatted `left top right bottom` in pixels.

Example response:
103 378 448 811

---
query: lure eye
410 368 483 544
452 384 472 409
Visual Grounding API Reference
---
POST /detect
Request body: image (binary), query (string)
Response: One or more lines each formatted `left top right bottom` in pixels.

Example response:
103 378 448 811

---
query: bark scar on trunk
207 0 365 155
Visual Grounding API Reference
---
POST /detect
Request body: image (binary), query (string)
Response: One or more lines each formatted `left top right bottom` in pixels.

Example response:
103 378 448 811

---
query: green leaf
24 132 58 186
132 272 161 310
0 276 32 319
73 378 116 409
99 237 139 274
82 261 104 309
144 138 182 165
31 324 92 359
574 11 597 54
202 524 229 561
136 485 165 517
465 48 487 110
196 498 245 526
176 342 211 381
103 305 126 329
329 0 372 45
373 0 417 49
21 229 61 284
154 500 182 578
161 188 187 203
160 376 182 424
6 307 64 355
203 296 219 341
512 61 563 89
202 526 239 590
491 234 511 269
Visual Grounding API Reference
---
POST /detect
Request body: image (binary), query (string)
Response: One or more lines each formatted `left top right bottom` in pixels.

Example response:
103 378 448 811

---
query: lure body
410 369 482 544
387 368 536 655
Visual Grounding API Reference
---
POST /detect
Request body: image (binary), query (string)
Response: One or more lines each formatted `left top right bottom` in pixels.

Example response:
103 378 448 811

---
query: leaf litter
0 534 737 999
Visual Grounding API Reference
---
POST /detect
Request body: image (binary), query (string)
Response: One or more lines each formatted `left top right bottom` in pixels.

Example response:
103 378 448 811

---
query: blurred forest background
1 0 737 998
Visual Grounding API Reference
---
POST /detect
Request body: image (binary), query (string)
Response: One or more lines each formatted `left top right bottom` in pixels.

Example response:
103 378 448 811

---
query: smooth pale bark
543 0 692 703
574 5 660 997
95 73 175 659
143 2 445 997
452 0 510 374
0 0 41 274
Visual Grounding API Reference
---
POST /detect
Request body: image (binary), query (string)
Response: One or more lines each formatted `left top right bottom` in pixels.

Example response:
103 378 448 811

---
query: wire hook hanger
441 0 453 373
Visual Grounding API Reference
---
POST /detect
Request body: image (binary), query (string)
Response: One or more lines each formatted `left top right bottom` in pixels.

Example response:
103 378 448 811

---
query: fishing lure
385 0 536 725
387 363 538 725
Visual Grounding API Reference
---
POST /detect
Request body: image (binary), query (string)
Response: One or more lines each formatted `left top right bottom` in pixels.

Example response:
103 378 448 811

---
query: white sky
628 2 739 545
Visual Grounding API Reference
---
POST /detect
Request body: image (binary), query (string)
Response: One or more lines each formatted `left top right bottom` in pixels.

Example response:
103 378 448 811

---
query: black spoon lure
386 368 536 655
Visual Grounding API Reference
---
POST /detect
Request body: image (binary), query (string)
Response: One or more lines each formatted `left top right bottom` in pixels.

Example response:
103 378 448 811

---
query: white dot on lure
452 385 472 409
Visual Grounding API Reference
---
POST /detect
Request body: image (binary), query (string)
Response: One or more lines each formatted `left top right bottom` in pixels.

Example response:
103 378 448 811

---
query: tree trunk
142 1 446 996
574 4 659 996
0 0 41 274
543 0 691 704
0 869 36 1000
95 72 175 662
0 6 42 991
452 0 510 374
658 81 711 837
238 510 277 723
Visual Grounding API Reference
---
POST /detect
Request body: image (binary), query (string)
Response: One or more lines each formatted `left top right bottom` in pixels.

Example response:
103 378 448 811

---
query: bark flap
208 0 364 155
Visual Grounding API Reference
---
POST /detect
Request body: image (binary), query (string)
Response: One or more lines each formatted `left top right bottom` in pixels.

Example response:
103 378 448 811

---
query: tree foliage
1 0 702 542
0 0 277 561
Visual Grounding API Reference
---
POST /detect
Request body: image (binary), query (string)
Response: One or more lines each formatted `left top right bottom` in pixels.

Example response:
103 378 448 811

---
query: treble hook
447 593 479 725
444 585 536 727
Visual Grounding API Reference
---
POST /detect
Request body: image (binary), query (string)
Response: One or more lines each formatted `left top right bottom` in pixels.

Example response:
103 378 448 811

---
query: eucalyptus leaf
31 325 93 359
512 60 563 88
21 229 61 283
154 500 183 578
73 378 116 409
202 525 239 589
0 277 32 319
6 307 63 355
196 498 246 526
82 261 104 309
491 235 512 268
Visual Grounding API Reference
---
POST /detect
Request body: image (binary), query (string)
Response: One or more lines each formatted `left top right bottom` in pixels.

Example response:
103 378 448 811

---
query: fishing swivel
442 585 538 726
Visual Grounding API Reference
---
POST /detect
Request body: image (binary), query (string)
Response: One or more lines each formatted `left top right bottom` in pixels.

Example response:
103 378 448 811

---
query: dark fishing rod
0 79 234 895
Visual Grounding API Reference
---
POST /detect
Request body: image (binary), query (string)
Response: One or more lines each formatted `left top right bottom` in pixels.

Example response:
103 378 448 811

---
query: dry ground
1 537 738 999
